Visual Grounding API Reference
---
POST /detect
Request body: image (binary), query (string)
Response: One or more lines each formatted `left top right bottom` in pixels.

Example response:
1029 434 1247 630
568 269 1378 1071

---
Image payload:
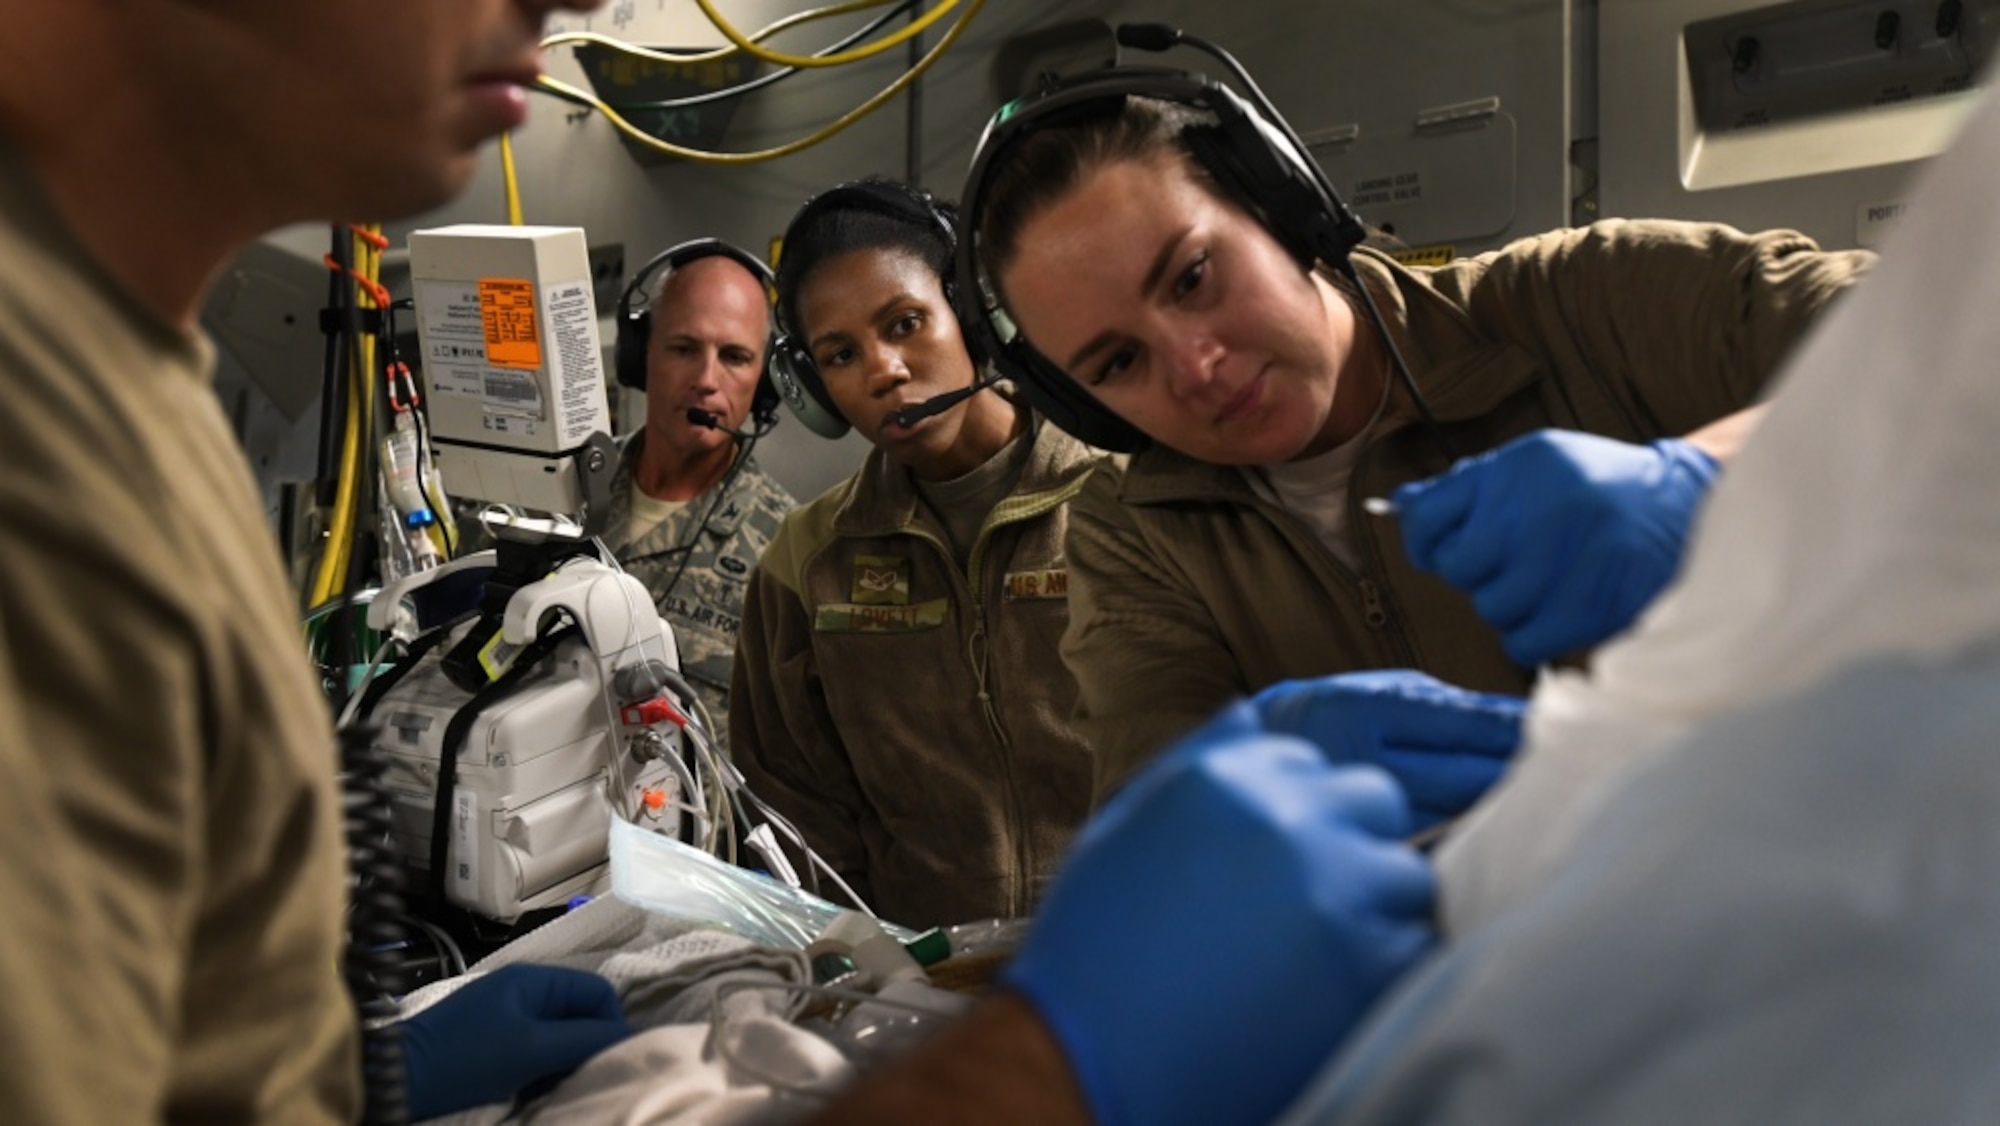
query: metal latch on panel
1300 123 1362 154
1416 96 1502 132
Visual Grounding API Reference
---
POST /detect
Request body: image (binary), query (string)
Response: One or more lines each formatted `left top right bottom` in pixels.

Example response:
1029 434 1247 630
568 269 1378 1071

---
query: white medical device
367 224 836 924
406 224 619 525
360 549 698 922
356 227 690 923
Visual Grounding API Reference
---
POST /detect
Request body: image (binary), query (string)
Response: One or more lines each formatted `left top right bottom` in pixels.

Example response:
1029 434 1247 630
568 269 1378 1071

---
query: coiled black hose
340 719 411 1126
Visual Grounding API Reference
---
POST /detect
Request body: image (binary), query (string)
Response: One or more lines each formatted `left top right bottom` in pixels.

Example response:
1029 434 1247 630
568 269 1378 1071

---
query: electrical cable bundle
587 546 872 917
606 646 875 917
529 0 987 165
304 229 459 679
306 225 387 613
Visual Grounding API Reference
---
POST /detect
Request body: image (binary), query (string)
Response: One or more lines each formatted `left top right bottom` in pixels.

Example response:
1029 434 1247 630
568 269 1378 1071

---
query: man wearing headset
607 242 796 749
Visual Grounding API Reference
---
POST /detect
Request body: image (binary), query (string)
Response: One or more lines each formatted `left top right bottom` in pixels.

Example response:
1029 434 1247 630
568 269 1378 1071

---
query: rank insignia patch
851 554 910 605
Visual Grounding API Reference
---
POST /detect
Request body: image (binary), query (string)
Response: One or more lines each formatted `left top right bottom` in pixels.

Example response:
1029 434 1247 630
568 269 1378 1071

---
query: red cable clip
620 696 688 728
385 360 421 413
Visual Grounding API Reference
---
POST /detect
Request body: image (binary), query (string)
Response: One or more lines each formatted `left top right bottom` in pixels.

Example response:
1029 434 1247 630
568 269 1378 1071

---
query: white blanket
404 897 818 1125
1269 82 2000 1125
1285 642 2000 1123
1438 81 2000 930
402 894 969 1125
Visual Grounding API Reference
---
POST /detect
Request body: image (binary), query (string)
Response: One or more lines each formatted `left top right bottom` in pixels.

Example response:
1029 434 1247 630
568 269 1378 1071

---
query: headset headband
613 238 780 414
767 178 967 440
771 179 958 340
620 237 775 319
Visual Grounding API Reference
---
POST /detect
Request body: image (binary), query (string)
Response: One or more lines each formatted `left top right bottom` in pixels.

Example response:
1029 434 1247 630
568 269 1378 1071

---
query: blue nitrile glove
402 963 632 1120
1003 702 1437 1126
1252 669 1525 831
1393 430 1720 666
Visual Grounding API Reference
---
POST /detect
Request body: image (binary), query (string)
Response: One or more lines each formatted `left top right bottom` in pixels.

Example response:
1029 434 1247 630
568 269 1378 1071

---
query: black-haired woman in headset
962 90 1874 802
728 177 1108 929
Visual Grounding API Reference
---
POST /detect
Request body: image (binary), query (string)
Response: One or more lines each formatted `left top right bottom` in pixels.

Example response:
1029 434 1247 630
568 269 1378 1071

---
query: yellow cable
534 0 980 165
308 388 357 603
309 225 386 605
692 0 957 68
309 343 363 605
337 341 373 592
326 316 370 595
351 228 381 590
539 0 891 65
311 229 365 604
499 131 524 225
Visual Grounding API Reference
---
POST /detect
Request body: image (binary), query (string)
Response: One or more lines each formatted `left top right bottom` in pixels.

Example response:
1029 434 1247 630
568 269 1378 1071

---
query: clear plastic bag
608 818 918 949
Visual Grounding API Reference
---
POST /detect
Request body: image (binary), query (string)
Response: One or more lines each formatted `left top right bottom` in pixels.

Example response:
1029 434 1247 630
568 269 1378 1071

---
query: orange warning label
478 278 542 370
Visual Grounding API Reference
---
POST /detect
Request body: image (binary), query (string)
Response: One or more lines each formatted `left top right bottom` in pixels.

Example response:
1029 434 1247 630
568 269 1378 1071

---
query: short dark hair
774 177 959 342
974 96 1215 297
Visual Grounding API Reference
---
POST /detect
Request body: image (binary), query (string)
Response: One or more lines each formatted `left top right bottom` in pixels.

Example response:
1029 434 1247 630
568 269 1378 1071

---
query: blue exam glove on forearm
1393 429 1720 666
402 963 632 1120
1003 702 1437 1126
1253 669 1525 830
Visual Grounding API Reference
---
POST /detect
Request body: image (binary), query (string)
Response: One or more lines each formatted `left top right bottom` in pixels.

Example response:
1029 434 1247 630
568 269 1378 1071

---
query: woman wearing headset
728 178 1107 929
959 75 1875 800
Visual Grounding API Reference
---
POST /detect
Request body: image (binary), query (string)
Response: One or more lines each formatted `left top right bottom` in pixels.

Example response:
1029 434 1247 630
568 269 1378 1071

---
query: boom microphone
889 373 1001 429
687 407 751 440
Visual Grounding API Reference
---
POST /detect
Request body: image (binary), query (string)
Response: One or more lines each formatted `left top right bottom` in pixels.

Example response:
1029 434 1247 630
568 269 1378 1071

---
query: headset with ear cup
955 31 1373 454
614 237 782 427
768 178 971 440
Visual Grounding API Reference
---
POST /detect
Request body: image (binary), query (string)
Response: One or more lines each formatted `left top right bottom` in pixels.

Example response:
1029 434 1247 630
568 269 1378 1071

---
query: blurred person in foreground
0 1 633 1120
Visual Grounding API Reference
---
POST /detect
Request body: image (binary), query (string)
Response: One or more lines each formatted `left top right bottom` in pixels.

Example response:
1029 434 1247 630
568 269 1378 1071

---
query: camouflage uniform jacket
602 429 794 751
1066 219 1876 798
730 418 1107 928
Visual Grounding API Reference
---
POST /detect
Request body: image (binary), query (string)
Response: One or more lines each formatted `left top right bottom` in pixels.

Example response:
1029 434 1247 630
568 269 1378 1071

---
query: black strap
347 611 472 722
426 622 581 911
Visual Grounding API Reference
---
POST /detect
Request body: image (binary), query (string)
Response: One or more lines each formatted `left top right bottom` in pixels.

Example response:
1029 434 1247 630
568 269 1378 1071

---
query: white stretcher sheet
1438 81 2000 929
1272 80 2000 1126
